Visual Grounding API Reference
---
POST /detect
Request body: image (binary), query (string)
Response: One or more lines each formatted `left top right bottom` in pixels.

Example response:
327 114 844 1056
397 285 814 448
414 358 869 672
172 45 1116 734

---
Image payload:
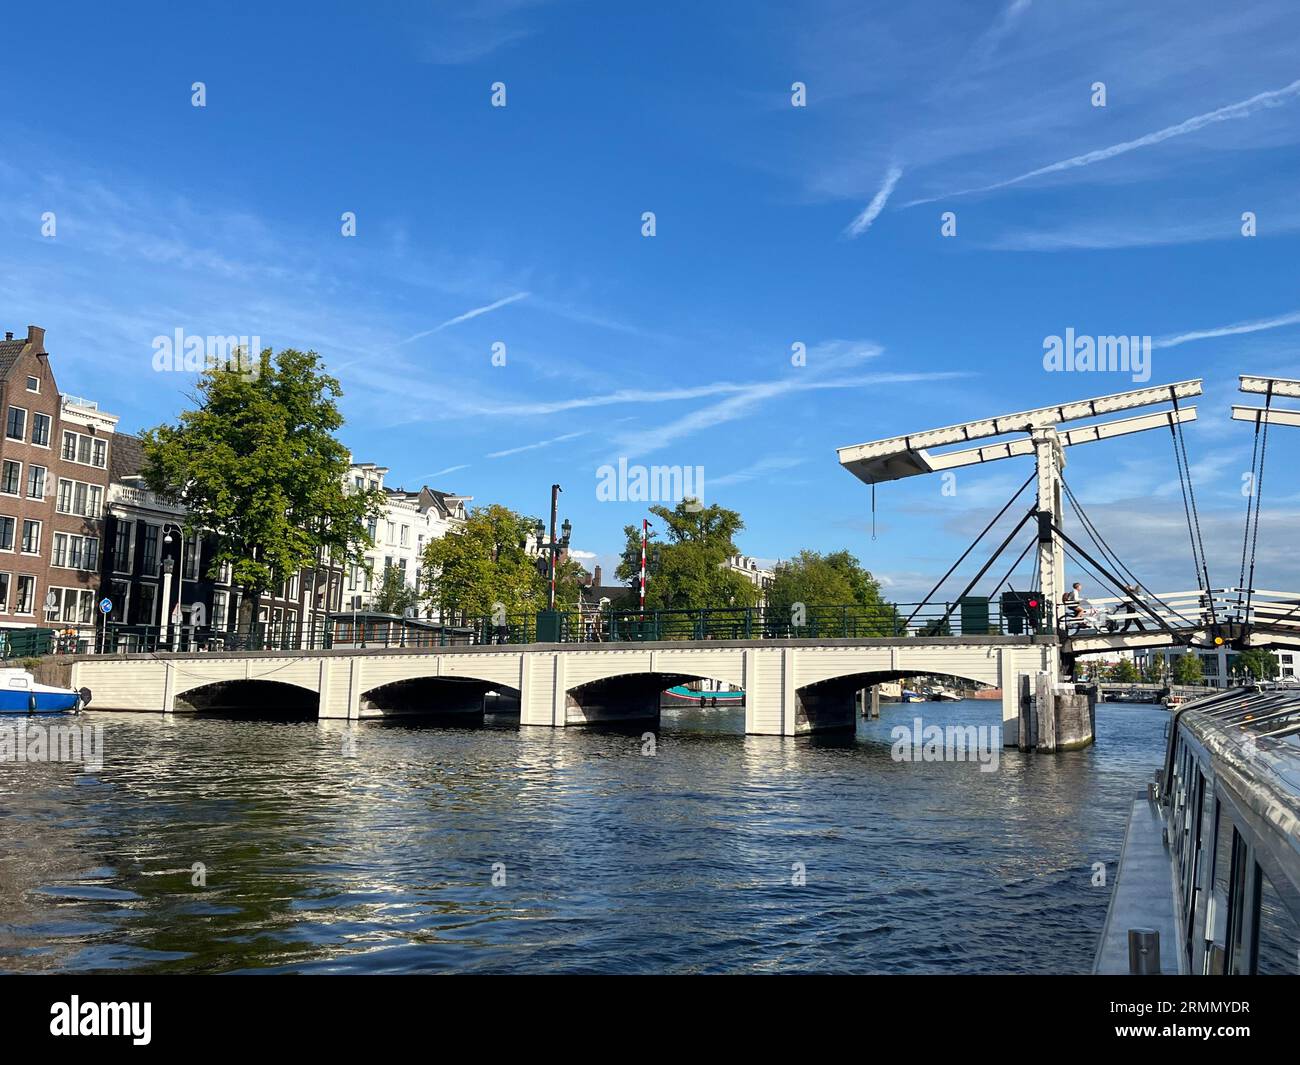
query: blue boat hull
0 689 79 715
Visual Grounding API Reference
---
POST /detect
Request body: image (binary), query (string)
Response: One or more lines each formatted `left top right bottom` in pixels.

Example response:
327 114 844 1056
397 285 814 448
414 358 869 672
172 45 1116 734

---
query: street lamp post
159 557 175 650
160 522 184 650
532 485 571 641
533 484 572 611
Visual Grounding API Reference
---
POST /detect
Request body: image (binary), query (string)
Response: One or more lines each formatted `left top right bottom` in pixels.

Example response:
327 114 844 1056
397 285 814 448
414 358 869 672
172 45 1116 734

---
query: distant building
340 463 470 616
724 555 774 604
1134 645 1297 687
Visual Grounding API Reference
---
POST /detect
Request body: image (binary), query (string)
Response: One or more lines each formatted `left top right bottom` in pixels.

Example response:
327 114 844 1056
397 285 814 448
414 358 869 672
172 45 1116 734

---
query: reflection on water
0 700 1167 973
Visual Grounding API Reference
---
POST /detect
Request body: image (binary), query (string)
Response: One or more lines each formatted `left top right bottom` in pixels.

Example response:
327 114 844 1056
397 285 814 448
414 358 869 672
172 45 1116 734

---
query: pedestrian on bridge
1118 584 1147 633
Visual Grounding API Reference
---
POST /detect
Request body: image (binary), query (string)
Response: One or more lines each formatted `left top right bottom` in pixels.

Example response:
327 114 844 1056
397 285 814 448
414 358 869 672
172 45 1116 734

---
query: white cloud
485 430 587 458
844 164 903 237
908 76 1300 205
398 292 529 345
1154 310 1300 350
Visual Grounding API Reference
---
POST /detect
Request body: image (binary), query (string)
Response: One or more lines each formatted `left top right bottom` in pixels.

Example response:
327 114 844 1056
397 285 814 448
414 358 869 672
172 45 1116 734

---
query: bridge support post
1018 671 1095 752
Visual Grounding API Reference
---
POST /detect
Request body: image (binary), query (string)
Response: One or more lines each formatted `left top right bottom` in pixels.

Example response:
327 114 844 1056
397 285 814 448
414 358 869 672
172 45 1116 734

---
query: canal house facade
0 325 117 646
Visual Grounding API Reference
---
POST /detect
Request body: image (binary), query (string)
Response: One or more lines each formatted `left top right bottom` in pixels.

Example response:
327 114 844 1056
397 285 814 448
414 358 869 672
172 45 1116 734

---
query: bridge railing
92 600 1037 654
1056 589 1213 637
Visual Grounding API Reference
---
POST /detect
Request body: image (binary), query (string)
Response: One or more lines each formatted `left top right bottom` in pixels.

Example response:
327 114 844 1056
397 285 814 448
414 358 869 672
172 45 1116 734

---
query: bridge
66 374 1300 751
65 634 1053 736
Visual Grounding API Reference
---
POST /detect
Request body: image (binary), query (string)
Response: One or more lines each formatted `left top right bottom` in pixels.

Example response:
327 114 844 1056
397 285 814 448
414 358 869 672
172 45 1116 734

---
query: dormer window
25 376 38 393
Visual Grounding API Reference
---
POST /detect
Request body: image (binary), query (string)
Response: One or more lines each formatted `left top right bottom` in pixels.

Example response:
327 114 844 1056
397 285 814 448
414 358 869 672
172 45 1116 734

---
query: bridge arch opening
795 669 996 733
359 676 521 720
565 671 741 728
175 679 318 718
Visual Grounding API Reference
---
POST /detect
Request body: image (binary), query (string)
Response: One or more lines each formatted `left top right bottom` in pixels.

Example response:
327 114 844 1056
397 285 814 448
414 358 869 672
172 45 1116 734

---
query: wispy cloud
1154 310 1300 350
908 76 1300 205
486 430 587 458
399 291 529 345
710 455 807 488
422 464 471 478
844 164 903 238
966 0 1032 70
612 370 972 458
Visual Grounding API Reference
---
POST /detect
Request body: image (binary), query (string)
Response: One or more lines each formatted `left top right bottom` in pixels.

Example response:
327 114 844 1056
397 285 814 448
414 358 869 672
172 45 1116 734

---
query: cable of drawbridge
1054 521 1180 636
1059 475 1195 627
1169 392 1217 627
987 537 1035 601
1242 383 1274 626
904 472 1035 628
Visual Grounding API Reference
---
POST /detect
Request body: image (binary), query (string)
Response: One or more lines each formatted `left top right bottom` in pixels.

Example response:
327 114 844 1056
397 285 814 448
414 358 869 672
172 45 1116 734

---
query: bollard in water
1128 928 1160 974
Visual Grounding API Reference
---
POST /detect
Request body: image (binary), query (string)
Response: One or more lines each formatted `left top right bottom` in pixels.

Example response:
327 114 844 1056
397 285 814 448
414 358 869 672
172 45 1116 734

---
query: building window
136 583 156 626
0 461 20 496
26 464 45 500
0 517 13 552
212 590 228 631
25 376 38 393
31 413 50 447
141 525 159 574
21 519 40 554
183 537 200 580
400 525 410 547
50 587 94 625
0 572 9 612
60 430 106 468
216 561 231 585
56 478 102 518
52 533 98 570
15 575 34 614
113 520 133 572
5 407 26 441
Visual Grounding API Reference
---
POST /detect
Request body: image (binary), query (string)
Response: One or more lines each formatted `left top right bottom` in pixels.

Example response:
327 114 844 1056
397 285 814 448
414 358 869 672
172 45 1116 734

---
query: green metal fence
98 596 1040 654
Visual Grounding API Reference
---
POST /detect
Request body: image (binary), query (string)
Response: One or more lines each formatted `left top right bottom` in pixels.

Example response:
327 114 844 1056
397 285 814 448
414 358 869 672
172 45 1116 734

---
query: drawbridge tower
837 379 1203 750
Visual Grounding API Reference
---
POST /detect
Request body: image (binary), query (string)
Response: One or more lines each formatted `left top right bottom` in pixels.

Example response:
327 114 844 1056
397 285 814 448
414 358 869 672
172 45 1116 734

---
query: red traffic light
1028 598 1039 608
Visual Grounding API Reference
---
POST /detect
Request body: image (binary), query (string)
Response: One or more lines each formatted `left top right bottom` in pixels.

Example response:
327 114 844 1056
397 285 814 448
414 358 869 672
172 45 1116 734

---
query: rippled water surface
0 700 1167 973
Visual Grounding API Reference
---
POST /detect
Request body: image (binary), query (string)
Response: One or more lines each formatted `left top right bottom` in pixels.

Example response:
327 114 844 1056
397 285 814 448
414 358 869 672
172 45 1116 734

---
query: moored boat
0 667 86 715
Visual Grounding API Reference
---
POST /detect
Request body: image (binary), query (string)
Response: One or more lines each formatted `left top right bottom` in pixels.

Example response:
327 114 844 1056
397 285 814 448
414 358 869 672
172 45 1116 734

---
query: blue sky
4 0 1300 600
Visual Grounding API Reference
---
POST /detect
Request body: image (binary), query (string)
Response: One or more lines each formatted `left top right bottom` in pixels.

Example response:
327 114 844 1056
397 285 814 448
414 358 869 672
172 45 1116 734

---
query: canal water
0 700 1167 974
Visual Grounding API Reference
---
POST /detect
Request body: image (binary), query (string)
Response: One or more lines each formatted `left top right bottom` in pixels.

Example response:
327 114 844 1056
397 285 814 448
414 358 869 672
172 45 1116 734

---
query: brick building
0 325 117 644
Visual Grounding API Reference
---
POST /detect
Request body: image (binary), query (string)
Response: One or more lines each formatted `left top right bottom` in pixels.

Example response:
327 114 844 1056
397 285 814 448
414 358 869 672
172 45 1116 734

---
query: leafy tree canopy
1172 652 1204 685
1235 648 1279 681
615 502 759 610
141 349 382 626
767 549 887 613
421 504 588 618
373 565 419 616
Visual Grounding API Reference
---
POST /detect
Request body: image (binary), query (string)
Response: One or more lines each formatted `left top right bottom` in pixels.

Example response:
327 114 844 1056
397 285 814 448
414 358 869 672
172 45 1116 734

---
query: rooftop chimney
593 565 602 588
26 325 46 356
3 332 11 341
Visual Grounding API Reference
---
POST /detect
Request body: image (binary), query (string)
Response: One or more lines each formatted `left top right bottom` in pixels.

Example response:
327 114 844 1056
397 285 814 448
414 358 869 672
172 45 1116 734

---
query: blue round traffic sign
99 598 113 614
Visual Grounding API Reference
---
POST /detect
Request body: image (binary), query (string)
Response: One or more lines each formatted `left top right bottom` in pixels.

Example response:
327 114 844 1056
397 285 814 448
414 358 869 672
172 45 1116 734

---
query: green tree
373 565 419 616
422 504 541 619
1172 652 1204 685
767 549 893 631
421 504 587 619
615 502 759 610
141 350 383 631
1235 648 1279 681
1142 656 1166 684
1112 658 1141 684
